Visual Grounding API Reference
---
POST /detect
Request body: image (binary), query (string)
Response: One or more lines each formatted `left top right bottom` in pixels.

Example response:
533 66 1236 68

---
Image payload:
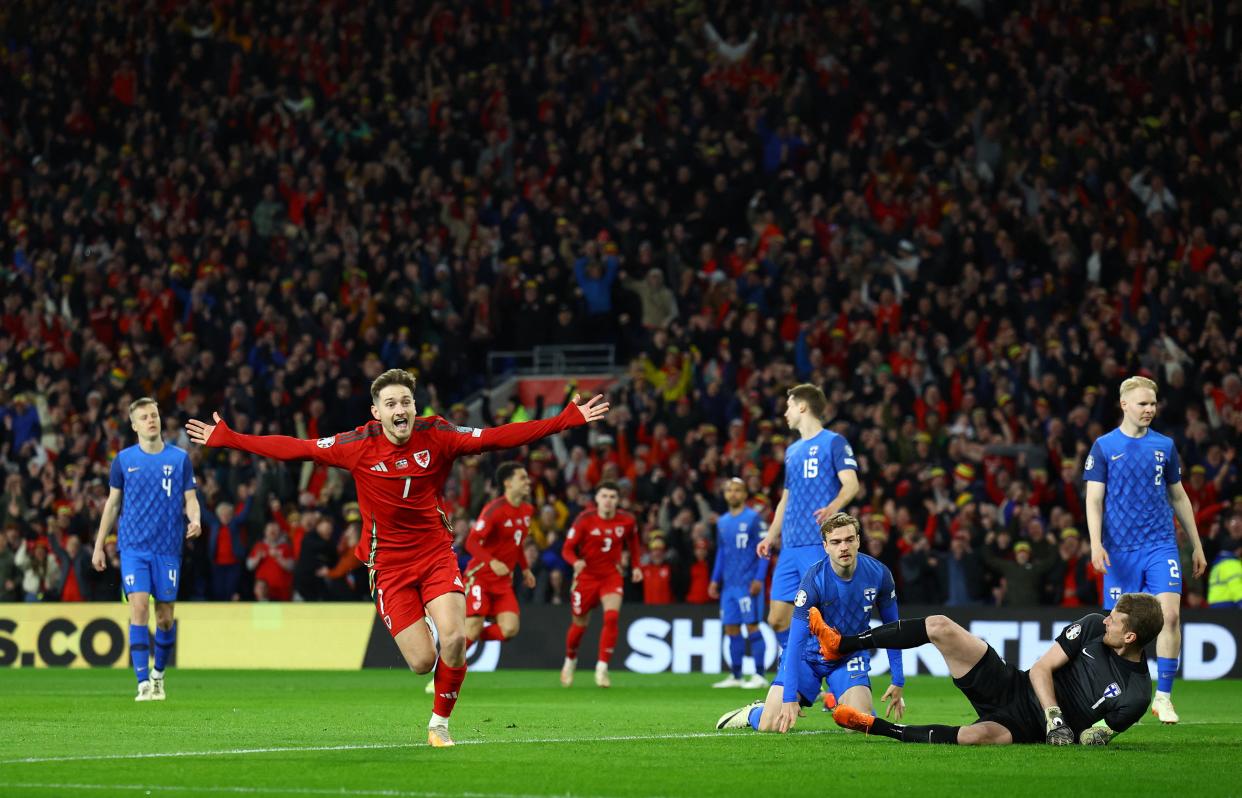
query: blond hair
1119 376 1157 398
128 397 159 417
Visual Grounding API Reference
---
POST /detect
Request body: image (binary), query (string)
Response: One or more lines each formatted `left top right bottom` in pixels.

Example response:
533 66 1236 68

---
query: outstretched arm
451 394 609 456
186 412 359 469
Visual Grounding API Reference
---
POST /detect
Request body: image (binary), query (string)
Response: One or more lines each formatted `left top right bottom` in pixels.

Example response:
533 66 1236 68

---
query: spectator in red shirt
246 522 295 601
641 538 674 605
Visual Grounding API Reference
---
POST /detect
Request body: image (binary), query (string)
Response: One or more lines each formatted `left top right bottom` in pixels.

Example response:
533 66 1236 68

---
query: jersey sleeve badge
794 589 808 608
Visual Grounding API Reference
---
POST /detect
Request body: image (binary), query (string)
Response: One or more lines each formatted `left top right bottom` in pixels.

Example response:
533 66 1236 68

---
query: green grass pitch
1 670 1239 797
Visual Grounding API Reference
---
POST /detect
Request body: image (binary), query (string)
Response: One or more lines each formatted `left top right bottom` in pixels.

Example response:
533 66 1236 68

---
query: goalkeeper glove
1044 706 1074 746
1079 724 1116 746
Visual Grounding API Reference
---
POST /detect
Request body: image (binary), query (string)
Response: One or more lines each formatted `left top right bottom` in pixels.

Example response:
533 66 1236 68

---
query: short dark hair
1115 593 1164 648
787 383 827 418
820 512 860 542
496 461 525 488
595 480 620 496
370 368 417 405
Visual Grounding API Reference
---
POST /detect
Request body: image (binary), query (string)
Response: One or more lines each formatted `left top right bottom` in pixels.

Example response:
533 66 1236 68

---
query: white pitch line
0 729 840 766
0 783 599 798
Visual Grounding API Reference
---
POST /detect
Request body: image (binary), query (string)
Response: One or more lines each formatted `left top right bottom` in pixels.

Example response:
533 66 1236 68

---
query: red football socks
566 623 587 658
599 610 620 664
432 660 467 717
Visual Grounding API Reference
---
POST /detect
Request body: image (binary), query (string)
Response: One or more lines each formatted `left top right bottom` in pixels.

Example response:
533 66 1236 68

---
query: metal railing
486 344 618 379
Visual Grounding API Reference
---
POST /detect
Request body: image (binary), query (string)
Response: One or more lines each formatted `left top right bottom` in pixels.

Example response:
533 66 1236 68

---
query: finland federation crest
163 465 174 477
1102 682 1120 700
863 588 877 603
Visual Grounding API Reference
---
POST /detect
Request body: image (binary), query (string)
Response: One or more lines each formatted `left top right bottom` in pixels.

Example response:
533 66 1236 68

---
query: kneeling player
560 481 642 688
816 592 1162 745
716 512 905 732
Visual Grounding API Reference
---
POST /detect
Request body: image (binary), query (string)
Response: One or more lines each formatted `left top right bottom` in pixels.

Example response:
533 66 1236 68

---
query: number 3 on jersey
804 458 818 479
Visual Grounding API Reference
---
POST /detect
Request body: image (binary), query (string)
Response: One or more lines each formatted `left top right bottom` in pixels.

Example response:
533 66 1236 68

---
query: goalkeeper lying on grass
811 592 1162 746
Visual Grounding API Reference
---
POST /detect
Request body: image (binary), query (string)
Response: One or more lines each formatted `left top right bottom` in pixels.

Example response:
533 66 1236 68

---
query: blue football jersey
791 553 897 663
782 429 857 548
109 443 197 556
712 507 768 589
1083 428 1180 553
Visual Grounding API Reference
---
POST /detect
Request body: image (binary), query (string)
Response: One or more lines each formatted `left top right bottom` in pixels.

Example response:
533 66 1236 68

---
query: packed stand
1 0 1240 608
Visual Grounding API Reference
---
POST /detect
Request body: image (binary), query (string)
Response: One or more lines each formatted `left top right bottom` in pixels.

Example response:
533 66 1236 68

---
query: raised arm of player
447 394 609 457
757 490 787 558
186 412 362 470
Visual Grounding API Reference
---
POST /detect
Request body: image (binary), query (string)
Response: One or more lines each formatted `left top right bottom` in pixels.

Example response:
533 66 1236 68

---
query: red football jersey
208 406 586 571
562 508 641 579
465 496 533 575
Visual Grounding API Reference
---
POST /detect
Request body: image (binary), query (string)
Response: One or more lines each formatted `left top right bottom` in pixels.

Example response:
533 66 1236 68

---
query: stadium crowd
1 0 1240 609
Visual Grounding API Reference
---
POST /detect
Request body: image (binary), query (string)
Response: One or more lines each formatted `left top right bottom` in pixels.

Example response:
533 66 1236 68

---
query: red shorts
368 549 465 637
463 569 521 618
571 571 624 617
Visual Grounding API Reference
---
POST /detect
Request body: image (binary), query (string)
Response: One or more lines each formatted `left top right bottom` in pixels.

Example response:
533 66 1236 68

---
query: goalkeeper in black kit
809 592 1163 745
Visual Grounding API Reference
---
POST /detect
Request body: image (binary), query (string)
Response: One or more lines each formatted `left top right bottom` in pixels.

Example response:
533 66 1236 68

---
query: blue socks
775 628 789 654
748 631 766 676
748 705 764 731
1157 657 1178 694
154 623 176 672
130 624 150 683
728 635 745 679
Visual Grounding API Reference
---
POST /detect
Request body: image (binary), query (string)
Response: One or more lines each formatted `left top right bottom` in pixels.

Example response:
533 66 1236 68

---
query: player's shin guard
871 718 960 744
431 660 467 718
599 610 620 664
747 631 766 676
1157 657 1178 694
841 618 929 655
154 623 176 672
566 623 587 659
129 624 150 683
728 634 745 679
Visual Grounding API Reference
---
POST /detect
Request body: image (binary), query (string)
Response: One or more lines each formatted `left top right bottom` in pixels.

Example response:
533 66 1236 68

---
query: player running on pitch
816 593 1162 745
188 369 608 746
560 481 642 688
716 512 904 732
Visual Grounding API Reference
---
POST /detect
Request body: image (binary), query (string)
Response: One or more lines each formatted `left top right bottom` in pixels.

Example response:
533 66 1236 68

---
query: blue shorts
1103 545 1182 609
720 587 764 626
771 546 824 603
773 651 872 706
120 551 182 602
